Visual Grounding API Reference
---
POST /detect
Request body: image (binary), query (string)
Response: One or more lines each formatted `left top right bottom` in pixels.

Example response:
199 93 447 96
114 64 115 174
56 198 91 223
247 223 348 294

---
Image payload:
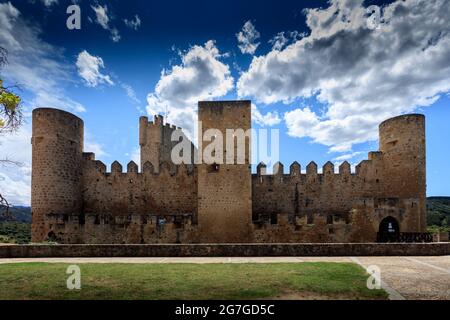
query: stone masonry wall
31 108 84 242
31 105 427 244
196 101 253 243
139 115 194 173
49 156 198 244
250 114 426 243
2 243 449 258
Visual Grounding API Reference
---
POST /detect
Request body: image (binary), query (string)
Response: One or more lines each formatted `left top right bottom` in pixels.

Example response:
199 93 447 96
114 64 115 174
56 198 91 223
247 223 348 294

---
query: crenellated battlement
141 114 183 130
83 158 194 177
31 104 427 244
253 159 371 180
253 155 397 181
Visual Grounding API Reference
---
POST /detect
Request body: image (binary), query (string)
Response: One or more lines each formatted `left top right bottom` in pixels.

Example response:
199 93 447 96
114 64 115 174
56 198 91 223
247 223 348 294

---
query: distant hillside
0 205 31 243
427 197 450 229
0 205 31 223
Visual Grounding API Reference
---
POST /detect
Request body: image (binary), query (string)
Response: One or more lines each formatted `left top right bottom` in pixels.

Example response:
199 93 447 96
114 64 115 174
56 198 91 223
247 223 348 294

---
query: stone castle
31 100 427 244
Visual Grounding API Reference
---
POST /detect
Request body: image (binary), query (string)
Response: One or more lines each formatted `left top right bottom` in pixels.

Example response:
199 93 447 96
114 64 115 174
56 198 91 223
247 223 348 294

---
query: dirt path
353 256 450 300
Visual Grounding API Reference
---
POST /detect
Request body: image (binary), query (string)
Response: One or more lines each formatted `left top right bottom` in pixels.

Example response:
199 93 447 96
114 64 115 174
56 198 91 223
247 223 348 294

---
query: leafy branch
0 46 24 216
0 47 23 133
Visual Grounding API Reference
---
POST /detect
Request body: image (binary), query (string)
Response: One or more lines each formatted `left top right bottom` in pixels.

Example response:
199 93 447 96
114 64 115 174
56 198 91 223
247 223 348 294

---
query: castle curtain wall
251 115 426 242
31 105 426 244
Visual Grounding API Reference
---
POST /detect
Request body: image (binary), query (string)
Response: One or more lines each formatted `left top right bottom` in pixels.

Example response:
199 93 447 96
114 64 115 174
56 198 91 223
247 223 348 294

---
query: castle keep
31 100 427 243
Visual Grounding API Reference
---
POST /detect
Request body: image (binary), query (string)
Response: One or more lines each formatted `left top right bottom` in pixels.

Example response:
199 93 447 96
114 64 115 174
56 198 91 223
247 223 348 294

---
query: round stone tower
31 108 84 242
379 114 426 231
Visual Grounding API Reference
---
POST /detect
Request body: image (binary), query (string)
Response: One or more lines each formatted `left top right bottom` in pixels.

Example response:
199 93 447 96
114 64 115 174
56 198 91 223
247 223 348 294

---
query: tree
0 47 23 219
0 47 22 133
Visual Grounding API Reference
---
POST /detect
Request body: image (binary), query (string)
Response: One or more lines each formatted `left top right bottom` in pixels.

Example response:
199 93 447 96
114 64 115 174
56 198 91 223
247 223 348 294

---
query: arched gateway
377 216 400 242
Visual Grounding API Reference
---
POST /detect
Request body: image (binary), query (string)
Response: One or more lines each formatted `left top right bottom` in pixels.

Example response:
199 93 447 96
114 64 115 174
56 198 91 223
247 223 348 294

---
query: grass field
0 262 388 300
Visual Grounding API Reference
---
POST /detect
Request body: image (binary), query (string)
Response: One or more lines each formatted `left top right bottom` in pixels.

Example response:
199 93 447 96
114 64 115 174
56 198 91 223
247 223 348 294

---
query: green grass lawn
0 262 388 300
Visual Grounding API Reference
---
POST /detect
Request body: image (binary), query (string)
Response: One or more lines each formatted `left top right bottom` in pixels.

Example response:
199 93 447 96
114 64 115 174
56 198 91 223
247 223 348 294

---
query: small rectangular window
270 214 278 224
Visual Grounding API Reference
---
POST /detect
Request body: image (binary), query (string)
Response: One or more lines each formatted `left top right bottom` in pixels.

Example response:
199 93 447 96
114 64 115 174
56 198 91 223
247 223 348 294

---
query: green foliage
0 235 13 243
0 81 22 130
0 262 388 300
0 206 31 244
0 47 22 131
0 222 31 244
0 205 31 223
0 46 23 220
427 197 450 232
0 90 21 111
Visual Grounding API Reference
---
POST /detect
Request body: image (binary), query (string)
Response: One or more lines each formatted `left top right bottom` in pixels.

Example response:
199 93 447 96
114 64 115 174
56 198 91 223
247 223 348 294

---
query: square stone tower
197 100 252 242
139 115 176 173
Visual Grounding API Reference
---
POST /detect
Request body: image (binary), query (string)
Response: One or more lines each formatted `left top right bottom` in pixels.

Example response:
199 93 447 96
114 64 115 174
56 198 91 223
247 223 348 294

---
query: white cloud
0 2 85 113
124 15 141 30
84 141 107 158
284 107 319 138
76 50 114 87
238 0 450 152
91 4 109 29
91 4 121 42
41 0 58 7
146 40 234 137
252 104 281 126
34 91 85 113
110 27 121 42
0 126 107 207
236 20 260 55
76 52 139 106
0 168 31 206
0 2 87 205
284 106 378 152
268 31 304 51
121 83 141 105
268 32 288 51
333 151 364 162
0 125 32 206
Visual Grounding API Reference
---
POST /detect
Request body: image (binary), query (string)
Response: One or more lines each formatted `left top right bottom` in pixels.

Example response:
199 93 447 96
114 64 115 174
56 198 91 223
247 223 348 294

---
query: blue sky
0 0 449 205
